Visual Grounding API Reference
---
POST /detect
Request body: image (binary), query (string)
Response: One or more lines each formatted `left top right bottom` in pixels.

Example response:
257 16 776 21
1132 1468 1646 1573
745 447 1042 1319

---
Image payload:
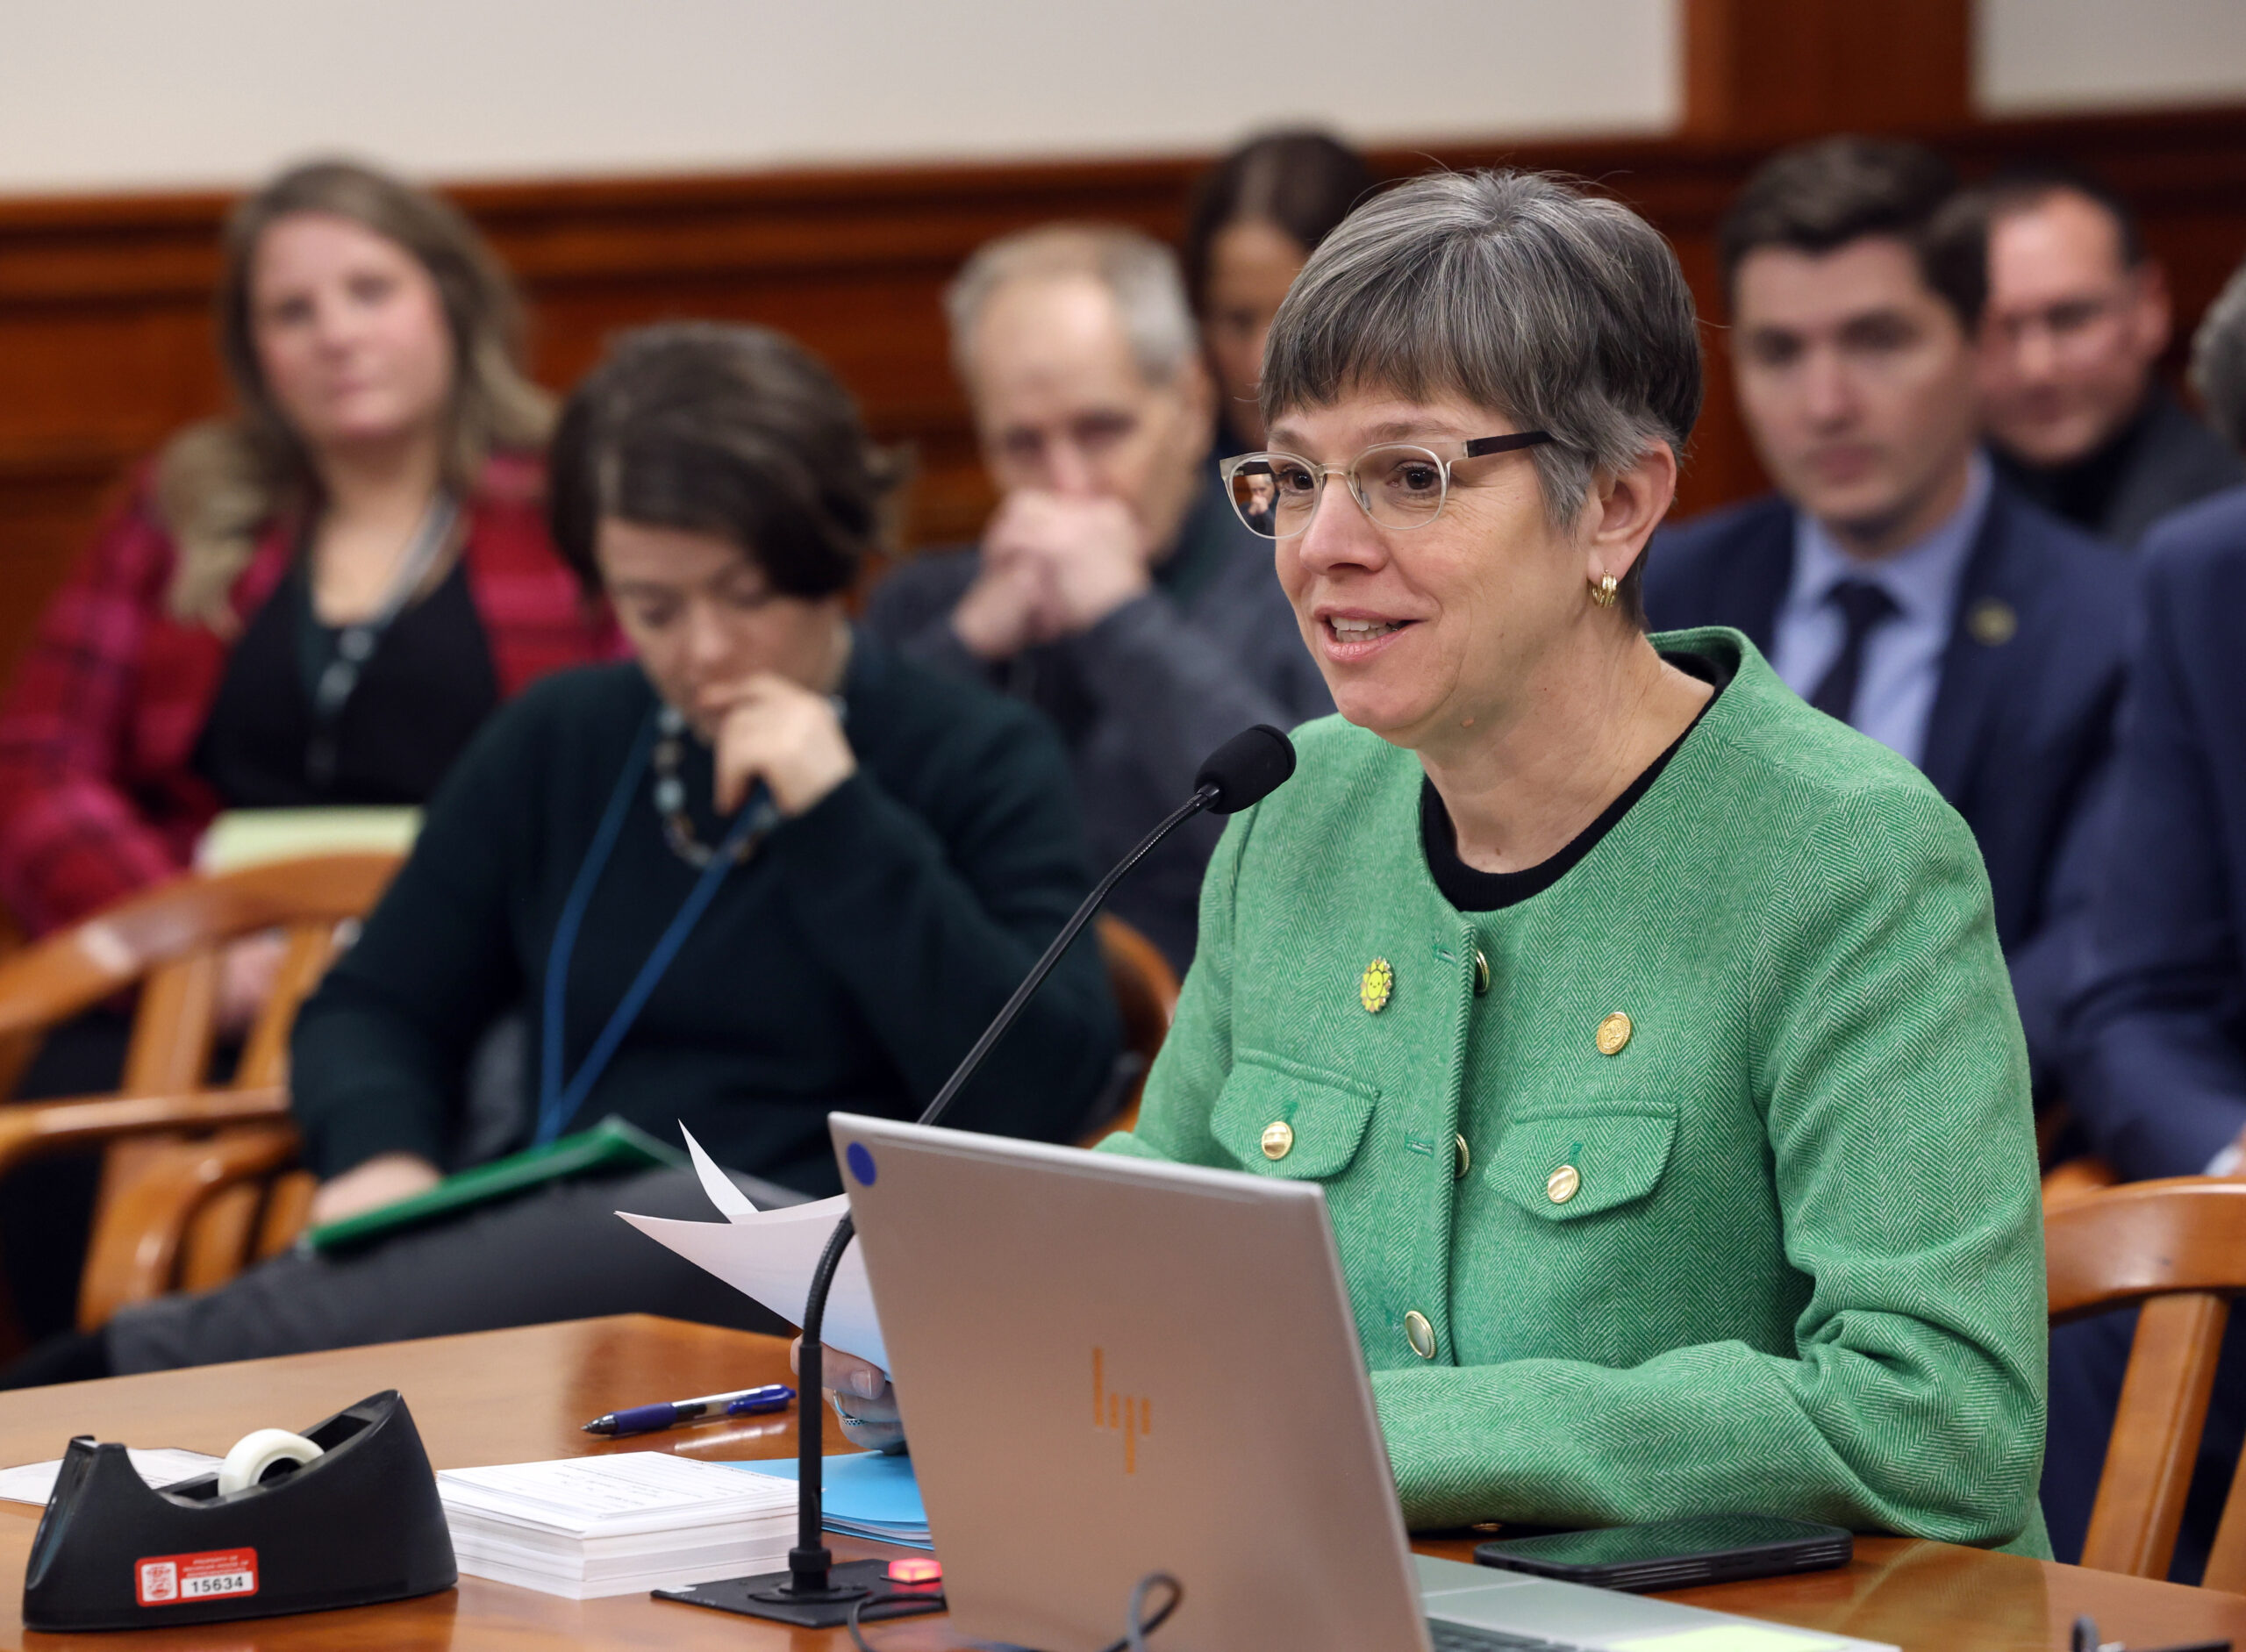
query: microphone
918 720 1295 1134
747 726 1296 1625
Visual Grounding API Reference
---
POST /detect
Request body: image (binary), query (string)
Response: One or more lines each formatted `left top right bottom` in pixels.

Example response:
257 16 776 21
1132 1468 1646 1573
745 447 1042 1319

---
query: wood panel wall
4 105 2246 685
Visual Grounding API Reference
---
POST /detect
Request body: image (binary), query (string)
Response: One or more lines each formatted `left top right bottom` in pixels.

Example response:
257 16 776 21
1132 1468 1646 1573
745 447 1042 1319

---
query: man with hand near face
1975 162 2241 547
864 225 1331 970
1646 138 2129 1098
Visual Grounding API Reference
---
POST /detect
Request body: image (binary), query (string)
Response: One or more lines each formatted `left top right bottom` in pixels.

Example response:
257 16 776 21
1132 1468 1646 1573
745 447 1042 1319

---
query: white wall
12 2 2246 197
0 0 1679 195
1978 0 2246 114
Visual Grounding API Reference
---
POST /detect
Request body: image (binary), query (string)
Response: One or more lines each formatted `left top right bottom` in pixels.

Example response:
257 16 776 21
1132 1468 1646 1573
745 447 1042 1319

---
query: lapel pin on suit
1967 598 2019 647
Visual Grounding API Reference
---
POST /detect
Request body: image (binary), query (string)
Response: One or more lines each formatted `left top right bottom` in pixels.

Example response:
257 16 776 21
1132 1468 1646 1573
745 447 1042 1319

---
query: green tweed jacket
1103 628 2049 1555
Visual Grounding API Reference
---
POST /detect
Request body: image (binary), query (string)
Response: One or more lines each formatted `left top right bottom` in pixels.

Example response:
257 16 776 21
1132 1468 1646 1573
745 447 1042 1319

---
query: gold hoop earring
1590 574 1620 609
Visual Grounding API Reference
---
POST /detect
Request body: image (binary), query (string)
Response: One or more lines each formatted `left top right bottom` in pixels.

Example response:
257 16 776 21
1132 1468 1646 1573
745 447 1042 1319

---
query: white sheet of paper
618 1127 884 1368
683 1126 761 1222
0 1448 223 1506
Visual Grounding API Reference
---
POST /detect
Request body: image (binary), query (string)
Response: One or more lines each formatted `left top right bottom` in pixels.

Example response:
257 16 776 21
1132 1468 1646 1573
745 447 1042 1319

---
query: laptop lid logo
1092 1348 1150 1473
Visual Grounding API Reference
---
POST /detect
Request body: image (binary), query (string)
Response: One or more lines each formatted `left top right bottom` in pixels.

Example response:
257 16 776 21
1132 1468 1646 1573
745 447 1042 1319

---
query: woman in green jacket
1123 169 2046 1552
828 169 2049 1553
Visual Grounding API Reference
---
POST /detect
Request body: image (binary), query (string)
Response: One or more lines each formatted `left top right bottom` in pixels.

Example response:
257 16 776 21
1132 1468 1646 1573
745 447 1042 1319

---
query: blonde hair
157 159 553 626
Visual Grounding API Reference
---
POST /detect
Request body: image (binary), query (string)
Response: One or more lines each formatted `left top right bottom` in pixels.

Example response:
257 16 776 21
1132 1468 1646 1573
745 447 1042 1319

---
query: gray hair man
862 225 1332 971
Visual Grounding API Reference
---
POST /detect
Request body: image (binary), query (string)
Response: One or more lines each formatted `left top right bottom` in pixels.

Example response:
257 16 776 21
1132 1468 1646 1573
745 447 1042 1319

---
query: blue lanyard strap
536 713 769 1146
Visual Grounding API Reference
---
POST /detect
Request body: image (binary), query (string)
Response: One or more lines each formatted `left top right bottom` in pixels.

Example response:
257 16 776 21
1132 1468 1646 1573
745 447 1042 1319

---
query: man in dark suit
2043 484 2246 1577
1973 161 2242 547
1645 137 2129 1094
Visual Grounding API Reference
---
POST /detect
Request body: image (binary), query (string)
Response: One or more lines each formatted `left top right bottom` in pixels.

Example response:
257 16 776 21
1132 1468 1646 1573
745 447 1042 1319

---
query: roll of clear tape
217 1428 323 1494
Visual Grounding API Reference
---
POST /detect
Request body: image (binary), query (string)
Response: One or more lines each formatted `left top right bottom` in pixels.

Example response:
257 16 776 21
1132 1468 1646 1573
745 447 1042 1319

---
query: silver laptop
831 1114 1892 1652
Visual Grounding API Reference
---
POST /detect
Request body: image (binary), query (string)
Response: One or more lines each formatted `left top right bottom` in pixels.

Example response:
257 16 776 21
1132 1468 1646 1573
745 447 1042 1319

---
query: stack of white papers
437 1454 798 1598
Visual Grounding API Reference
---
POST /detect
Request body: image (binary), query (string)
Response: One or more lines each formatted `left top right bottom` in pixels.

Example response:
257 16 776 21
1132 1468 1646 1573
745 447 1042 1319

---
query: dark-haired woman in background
1 322 1118 1382
0 159 612 1337
1183 130 1373 451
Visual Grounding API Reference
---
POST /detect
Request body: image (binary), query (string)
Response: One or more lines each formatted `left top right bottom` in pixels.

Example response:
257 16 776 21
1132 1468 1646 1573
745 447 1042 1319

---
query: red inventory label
134 1548 259 1606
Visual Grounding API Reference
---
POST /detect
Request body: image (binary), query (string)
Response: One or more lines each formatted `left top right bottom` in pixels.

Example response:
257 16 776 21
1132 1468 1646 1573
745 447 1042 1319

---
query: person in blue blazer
2066 490 2246 1179
2043 483 2246 1577
1645 137 2129 1096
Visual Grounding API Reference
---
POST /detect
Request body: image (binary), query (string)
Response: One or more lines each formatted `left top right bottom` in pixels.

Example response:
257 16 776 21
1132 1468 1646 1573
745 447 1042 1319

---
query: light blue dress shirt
1767 455 1992 770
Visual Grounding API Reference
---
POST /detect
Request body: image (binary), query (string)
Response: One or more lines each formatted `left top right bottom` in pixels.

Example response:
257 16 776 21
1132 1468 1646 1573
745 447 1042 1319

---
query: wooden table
0 1315 2239 1649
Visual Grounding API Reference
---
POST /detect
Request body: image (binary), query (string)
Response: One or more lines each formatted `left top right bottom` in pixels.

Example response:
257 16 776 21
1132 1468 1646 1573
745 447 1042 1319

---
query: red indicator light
887 1558 942 1585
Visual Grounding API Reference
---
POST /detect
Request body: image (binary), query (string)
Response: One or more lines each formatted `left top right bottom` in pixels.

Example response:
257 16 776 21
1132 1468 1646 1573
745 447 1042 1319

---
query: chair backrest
0 855 400 1330
2047 1177 2246 1589
0 853 402 1097
1090 915 1180 1141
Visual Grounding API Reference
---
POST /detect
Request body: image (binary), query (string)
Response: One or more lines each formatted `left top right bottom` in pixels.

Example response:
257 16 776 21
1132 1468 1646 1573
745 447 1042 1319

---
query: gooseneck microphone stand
732 725 1296 1627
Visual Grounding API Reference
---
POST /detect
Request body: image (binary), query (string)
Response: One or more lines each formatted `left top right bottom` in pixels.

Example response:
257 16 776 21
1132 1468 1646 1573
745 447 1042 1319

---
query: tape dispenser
23 1390 455 1631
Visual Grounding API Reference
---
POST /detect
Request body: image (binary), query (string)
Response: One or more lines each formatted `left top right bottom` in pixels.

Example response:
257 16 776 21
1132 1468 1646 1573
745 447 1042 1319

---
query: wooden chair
1088 915 1179 1141
0 853 400 1330
2046 1177 2246 1589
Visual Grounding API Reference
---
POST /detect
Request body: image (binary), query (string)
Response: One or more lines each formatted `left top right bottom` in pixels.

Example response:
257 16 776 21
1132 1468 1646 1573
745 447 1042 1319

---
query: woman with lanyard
0 321 1119 1384
0 160 612 1340
817 172 2050 1555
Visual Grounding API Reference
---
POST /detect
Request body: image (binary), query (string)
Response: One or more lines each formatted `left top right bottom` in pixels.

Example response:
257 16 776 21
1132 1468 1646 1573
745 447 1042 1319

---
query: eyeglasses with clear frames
1220 432 1555 540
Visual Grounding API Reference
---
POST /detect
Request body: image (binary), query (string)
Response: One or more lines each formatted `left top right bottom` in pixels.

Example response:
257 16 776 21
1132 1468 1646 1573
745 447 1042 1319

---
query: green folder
300 1115 687 1255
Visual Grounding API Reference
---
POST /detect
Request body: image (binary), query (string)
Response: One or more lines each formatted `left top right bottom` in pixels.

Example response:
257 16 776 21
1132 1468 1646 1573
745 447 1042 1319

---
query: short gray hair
945 224 1198 389
2192 254 2246 453
1262 169 1703 533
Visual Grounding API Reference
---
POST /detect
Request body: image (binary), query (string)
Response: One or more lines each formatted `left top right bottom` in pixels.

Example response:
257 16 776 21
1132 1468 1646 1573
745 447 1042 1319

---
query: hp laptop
832 1113 1893 1652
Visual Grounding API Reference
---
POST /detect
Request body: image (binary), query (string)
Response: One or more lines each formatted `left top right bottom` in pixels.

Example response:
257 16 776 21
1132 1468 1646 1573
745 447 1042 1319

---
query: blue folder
730 1453 931 1550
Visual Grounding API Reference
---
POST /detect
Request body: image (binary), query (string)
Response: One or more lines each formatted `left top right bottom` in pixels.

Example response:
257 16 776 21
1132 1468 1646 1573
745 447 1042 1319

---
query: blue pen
582 1384 796 1436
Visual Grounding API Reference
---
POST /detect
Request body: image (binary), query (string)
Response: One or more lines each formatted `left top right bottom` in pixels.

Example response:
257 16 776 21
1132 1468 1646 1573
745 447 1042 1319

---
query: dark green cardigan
293 635 1119 1194
1106 629 2049 1552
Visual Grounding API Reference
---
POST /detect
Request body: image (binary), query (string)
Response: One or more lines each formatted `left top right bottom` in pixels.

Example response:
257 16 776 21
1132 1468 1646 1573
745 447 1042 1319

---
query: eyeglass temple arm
1463 432 1555 457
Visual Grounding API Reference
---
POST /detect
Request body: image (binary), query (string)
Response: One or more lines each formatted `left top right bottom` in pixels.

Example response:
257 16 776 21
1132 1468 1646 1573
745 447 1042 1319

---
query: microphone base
656 1558 944 1627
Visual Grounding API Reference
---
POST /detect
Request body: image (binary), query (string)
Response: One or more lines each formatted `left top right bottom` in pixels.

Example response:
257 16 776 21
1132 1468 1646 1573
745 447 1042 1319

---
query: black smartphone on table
1473 1513 1853 1592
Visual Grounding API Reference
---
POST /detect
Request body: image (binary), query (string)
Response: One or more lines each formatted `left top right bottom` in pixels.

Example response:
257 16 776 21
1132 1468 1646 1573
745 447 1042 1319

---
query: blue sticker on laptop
847 1142 876 1187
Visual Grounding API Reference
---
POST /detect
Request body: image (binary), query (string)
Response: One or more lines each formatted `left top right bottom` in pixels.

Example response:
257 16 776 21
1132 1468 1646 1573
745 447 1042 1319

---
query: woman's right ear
1585 443 1678 584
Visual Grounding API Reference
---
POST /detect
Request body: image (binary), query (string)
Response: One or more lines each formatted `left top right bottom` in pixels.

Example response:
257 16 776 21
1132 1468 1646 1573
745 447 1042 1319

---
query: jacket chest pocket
1211 1050 1380 1181
1486 1099 1677 1220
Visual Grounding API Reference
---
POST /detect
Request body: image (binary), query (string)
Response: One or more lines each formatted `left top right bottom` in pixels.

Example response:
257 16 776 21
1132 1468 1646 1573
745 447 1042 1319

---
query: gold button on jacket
1261 1119 1295 1161
1596 1012 1633 1055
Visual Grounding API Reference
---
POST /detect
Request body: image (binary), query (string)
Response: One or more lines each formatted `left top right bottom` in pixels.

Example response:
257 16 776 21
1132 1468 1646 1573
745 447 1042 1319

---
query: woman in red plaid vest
0 161 615 1032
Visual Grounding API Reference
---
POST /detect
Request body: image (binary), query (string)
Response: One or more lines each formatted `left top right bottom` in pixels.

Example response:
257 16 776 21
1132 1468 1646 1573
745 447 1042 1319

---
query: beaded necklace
651 705 776 868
